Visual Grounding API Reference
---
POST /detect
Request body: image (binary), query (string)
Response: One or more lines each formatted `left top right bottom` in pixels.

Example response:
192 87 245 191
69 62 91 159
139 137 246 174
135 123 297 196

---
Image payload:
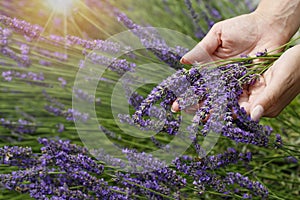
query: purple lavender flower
116 12 188 69
56 123 65 133
91 148 127 168
173 148 252 172
73 87 101 104
38 138 88 156
42 90 65 109
184 0 206 39
0 146 36 167
0 27 12 46
65 108 89 122
0 15 43 39
124 61 273 146
256 49 268 57
0 118 36 134
122 148 167 172
45 105 90 122
245 0 256 11
20 43 30 55
58 77 67 88
225 172 268 199
88 52 136 75
43 91 90 123
0 138 129 199
284 156 298 164
2 70 44 82
66 35 130 55
116 167 186 199
0 46 31 67
99 125 122 140
37 48 68 62
275 134 283 148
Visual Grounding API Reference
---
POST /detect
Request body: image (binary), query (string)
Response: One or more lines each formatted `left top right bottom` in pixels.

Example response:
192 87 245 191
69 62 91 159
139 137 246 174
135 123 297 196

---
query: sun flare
44 0 78 14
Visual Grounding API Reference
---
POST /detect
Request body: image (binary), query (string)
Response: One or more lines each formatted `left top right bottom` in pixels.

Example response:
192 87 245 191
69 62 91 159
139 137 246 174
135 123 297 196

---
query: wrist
253 0 300 43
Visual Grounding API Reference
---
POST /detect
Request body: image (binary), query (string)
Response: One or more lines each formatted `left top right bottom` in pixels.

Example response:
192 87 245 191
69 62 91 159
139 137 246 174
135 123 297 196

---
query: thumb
180 26 221 65
250 104 265 121
250 74 277 121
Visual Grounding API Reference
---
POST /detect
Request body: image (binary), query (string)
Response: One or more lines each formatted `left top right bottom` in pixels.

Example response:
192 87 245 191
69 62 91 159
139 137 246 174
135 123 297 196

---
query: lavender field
0 0 299 199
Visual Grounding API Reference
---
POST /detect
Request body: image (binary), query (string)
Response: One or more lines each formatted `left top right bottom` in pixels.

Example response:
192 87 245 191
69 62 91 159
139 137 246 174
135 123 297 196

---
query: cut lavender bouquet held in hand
121 51 281 147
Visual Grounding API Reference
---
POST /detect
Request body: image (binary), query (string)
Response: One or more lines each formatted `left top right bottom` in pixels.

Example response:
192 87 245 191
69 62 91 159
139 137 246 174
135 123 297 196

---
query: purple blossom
0 46 31 67
256 49 268 57
20 43 30 55
0 118 36 134
124 61 274 146
275 134 283 148
2 70 44 82
66 35 129 54
39 59 52 66
91 148 127 168
225 172 268 199
37 48 68 62
73 87 101 104
184 0 206 39
88 52 136 75
38 138 88 155
42 90 65 109
99 125 122 140
44 105 90 123
0 138 128 199
0 15 43 39
56 123 65 133
58 77 67 88
116 167 186 199
0 146 36 167
173 148 252 173
284 156 298 164
245 0 256 11
122 148 167 172
116 12 188 69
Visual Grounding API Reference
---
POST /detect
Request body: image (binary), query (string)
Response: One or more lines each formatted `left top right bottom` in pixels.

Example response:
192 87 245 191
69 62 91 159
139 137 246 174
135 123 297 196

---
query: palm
182 13 288 64
209 14 284 60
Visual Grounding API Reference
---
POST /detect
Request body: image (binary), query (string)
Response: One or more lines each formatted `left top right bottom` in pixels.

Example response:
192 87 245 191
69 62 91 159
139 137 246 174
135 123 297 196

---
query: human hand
172 44 300 122
180 12 291 65
239 44 300 121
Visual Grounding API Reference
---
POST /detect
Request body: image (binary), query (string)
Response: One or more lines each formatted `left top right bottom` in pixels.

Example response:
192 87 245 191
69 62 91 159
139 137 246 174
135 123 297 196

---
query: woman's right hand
180 0 300 65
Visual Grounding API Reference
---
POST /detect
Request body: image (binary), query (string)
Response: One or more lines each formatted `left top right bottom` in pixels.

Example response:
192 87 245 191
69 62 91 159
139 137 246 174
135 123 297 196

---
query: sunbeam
44 0 79 15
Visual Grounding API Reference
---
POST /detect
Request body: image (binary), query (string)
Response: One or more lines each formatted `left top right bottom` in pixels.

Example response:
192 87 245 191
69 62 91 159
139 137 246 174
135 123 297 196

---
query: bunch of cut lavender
121 53 277 147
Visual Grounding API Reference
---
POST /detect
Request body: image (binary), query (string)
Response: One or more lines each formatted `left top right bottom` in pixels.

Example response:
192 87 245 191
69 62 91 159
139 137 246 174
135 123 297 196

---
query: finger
249 67 279 120
180 25 221 65
171 101 180 113
171 100 201 114
238 88 250 112
184 103 201 114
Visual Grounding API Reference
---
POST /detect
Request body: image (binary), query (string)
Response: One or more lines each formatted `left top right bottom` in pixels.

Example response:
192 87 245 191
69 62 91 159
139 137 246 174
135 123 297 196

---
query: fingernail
180 57 191 65
171 107 178 113
251 105 264 121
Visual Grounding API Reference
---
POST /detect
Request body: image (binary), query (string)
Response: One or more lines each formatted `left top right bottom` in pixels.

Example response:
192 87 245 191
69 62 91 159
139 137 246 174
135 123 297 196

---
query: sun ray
77 11 111 38
44 0 77 15
76 1 112 37
70 15 84 38
32 9 56 49
63 8 68 54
